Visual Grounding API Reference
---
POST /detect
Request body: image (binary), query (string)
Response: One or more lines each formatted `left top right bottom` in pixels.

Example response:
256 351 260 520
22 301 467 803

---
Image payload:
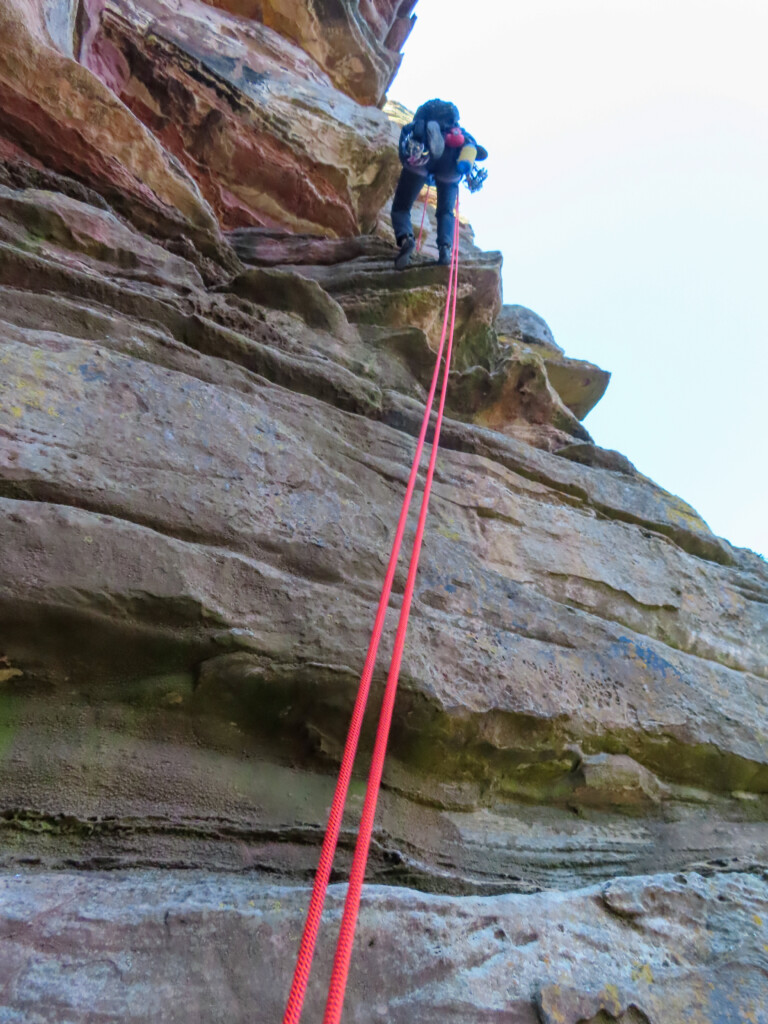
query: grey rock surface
1 3 767 1021
496 304 563 354
1 870 767 1023
0 186 766 896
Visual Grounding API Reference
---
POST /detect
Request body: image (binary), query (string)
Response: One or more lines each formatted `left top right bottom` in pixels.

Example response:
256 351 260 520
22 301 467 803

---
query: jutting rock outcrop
0 2 767 1022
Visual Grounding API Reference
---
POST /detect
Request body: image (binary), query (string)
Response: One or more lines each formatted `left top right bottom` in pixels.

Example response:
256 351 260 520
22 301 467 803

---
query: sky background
390 0 767 557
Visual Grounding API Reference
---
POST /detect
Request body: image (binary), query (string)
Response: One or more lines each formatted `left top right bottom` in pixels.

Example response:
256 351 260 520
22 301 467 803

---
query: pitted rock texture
497 304 610 421
1 871 767 1023
228 229 603 448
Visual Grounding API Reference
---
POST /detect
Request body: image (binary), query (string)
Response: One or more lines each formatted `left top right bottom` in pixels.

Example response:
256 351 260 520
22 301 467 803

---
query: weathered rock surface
80 0 401 234
227 231 604 447
0 181 765 902
0 2 767 1021
497 304 611 421
497 304 563 354
207 0 417 105
2 871 768 1023
0 0 226 258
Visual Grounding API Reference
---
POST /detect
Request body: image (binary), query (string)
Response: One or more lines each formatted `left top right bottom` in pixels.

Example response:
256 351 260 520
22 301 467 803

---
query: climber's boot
394 234 416 270
438 244 452 266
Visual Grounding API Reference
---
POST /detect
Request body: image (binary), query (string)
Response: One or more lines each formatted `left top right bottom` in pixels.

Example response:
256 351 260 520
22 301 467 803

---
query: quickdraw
464 166 488 193
399 125 430 169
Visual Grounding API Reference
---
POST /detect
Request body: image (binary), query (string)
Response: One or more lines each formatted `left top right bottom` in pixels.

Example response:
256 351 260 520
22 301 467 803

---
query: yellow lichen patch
474 635 502 656
0 657 23 685
438 526 461 541
601 983 622 1015
541 986 566 1024
631 962 654 984
753 914 763 926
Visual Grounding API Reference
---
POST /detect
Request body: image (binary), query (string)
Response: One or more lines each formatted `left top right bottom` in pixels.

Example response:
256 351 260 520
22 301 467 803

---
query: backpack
398 99 461 169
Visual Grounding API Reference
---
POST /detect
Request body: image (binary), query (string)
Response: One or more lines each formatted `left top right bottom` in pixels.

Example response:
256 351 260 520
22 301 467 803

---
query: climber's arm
456 131 479 176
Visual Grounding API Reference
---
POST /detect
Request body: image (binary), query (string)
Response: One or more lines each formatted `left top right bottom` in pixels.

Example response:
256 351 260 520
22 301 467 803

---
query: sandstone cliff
0 2 767 1022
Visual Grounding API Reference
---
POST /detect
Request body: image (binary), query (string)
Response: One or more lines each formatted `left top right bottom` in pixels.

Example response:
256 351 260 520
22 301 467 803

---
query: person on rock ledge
392 98 488 270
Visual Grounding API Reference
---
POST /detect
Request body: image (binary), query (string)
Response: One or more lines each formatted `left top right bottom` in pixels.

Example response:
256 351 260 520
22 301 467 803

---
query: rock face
496 304 610 422
1 0 401 241
3 870 768 1023
206 0 418 105
0 2 767 1023
0 0 226 257
79 0 402 234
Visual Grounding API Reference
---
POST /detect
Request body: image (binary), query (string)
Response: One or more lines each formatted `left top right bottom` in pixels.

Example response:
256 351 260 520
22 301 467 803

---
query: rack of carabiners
281 198 463 1024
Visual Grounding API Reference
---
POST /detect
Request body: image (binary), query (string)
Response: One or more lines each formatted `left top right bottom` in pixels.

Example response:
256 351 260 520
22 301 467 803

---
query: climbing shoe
438 244 452 266
425 120 445 160
394 234 416 270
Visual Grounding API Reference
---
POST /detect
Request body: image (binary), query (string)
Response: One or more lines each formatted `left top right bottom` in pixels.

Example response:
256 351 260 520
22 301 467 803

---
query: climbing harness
282 200 463 1024
415 185 431 252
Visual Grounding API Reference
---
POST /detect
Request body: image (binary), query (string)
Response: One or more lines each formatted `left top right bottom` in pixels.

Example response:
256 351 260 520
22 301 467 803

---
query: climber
392 98 488 270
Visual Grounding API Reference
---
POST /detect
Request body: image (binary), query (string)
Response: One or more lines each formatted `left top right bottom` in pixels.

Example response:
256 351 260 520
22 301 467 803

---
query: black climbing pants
391 168 459 250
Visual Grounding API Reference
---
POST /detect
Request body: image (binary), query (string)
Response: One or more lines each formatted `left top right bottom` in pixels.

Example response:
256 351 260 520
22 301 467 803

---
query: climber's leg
435 180 459 265
392 168 428 268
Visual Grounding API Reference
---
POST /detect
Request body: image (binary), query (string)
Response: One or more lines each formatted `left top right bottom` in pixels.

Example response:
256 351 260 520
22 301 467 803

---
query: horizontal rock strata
2 871 767 1023
1 3 767 1021
80 0 401 233
0 182 766 901
0 0 227 259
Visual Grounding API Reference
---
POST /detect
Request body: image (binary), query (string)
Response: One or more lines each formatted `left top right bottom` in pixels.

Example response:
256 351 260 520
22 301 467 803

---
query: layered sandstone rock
497 304 610 421
0 0 227 261
79 0 401 234
0 2 766 1022
1 0 402 243
205 0 417 105
0 180 765 887
3 870 768 1023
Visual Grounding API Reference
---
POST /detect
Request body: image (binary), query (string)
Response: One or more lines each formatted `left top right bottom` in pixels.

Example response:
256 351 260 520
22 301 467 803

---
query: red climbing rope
321 209 461 1024
283 199 461 1024
415 185 431 252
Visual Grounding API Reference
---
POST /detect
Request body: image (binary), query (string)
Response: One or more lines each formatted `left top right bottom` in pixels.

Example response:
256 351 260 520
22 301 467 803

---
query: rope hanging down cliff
282 200 463 1024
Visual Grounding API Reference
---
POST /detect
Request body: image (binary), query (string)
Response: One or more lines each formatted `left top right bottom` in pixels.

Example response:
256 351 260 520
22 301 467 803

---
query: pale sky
391 0 767 557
